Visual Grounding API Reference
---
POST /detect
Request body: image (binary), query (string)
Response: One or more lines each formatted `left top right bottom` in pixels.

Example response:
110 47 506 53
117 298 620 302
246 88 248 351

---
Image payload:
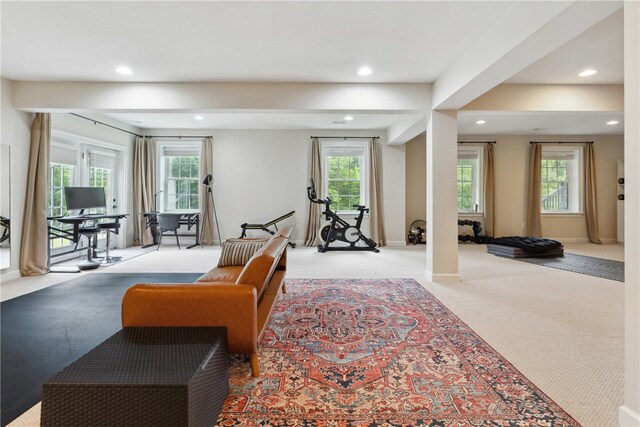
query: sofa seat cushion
196 266 244 283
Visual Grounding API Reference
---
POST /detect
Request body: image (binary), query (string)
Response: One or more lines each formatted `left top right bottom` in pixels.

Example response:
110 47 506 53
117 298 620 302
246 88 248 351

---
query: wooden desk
143 212 200 249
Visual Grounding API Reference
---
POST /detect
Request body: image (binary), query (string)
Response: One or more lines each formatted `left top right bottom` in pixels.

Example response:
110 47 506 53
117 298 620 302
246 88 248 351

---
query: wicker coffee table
41 327 228 427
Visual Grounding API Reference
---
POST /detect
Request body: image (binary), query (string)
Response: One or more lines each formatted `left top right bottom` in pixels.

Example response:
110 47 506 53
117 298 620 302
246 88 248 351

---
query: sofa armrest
121 283 258 354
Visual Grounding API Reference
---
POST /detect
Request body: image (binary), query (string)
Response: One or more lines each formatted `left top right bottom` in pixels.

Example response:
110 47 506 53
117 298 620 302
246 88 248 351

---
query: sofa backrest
235 225 292 298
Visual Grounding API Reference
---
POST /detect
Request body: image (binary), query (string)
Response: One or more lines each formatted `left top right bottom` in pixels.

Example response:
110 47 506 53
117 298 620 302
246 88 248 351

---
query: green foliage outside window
457 159 474 211
89 167 111 214
167 156 200 210
541 159 568 211
327 155 361 211
48 163 74 248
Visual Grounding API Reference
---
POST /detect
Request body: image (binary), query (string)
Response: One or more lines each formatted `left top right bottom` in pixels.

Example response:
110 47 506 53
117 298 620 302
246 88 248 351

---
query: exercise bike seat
353 205 368 211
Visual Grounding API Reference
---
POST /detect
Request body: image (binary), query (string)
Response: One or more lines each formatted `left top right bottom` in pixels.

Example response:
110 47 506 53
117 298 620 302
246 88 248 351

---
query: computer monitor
64 187 106 212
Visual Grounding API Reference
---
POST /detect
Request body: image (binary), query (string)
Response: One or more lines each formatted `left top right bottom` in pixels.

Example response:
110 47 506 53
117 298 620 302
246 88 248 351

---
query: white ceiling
458 111 624 136
0 1 512 83
1 1 625 135
507 9 623 84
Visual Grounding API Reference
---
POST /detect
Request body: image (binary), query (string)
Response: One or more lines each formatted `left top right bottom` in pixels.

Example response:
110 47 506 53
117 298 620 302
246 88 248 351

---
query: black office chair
96 222 122 264
156 213 182 250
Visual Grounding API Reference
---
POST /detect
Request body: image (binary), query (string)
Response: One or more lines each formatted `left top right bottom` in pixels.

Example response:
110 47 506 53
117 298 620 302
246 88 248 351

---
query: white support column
620 1 640 426
425 110 459 283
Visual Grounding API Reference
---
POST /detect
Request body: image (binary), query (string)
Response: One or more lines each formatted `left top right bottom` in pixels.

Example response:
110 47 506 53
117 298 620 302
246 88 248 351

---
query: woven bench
41 327 228 427
487 236 564 258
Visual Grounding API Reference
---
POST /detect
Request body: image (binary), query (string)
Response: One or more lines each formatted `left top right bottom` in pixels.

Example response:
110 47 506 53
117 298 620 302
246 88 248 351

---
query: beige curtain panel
369 138 386 246
133 136 156 246
304 138 322 247
484 143 495 238
584 143 602 244
199 137 215 245
19 113 51 276
526 142 542 237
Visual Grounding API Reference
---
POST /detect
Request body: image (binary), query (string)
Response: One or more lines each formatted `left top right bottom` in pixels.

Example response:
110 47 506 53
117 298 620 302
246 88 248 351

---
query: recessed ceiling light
578 69 597 77
344 115 354 121
358 66 373 76
194 115 204 120
115 65 133 75
606 120 619 125
475 120 486 125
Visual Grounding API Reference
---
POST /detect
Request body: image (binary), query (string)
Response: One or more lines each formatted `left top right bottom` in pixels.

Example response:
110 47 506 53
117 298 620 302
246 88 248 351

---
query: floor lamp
200 174 221 246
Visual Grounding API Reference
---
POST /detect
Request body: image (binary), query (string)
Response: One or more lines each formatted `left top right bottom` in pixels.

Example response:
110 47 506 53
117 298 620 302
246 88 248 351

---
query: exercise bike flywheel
320 225 361 243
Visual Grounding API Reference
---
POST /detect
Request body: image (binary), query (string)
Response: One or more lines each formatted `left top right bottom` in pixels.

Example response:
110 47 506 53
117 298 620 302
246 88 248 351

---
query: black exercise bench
240 210 296 248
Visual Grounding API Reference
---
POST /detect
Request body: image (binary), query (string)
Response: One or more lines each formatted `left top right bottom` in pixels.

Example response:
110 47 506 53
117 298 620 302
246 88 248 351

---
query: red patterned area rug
216 278 580 427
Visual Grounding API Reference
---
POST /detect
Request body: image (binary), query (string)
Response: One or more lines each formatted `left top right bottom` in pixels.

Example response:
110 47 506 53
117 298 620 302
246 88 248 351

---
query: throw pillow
218 240 266 267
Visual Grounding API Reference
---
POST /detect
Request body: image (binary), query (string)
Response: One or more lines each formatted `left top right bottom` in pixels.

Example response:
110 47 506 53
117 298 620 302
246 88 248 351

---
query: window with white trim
457 147 483 213
322 142 367 214
158 145 200 212
541 147 582 213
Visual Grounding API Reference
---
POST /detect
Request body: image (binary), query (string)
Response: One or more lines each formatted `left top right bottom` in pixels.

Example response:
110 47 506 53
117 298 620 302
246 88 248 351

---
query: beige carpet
2 242 624 427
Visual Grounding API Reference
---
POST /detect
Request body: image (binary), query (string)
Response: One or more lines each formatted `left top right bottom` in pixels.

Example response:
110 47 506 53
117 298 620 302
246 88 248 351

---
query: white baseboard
0 269 22 282
385 240 406 247
619 405 640 426
425 271 460 283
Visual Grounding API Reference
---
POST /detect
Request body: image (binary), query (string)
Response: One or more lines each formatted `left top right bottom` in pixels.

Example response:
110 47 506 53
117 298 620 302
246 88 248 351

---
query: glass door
86 146 117 214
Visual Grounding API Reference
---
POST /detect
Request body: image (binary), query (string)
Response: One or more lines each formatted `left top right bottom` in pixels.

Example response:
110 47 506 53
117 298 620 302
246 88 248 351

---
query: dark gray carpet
517 252 624 282
1 272 202 426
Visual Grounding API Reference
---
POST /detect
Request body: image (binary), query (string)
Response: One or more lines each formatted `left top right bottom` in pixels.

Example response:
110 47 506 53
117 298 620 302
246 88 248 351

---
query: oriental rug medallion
216 278 580 427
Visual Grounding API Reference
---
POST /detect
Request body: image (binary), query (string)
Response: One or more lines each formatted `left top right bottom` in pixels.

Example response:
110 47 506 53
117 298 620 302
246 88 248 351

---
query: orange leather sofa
121 226 293 377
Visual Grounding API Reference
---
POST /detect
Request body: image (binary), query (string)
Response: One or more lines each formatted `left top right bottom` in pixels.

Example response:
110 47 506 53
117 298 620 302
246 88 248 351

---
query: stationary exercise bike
307 179 379 253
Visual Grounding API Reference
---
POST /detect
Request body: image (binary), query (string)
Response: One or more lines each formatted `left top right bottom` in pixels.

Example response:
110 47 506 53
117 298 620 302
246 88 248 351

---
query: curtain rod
69 113 142 137
69 113 212 140
311 136 379 140
147 135 212 139
530 141 594 144
458 141 496 144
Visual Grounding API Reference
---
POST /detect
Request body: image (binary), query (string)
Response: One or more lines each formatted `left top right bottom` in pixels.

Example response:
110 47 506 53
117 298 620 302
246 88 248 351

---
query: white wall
51 114 138 246
145 129 406 246
0 78 33 279
405 133 623 242
621 1 640 424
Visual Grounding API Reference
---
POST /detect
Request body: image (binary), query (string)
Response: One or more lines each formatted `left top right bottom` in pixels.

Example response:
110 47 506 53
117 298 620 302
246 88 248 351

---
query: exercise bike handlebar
307 179 331 205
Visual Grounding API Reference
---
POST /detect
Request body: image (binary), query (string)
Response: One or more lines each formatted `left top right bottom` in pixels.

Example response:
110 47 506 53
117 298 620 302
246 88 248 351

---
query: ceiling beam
432 1 623 110
387 115 426 145
462 84 623 112
12 82 430 113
